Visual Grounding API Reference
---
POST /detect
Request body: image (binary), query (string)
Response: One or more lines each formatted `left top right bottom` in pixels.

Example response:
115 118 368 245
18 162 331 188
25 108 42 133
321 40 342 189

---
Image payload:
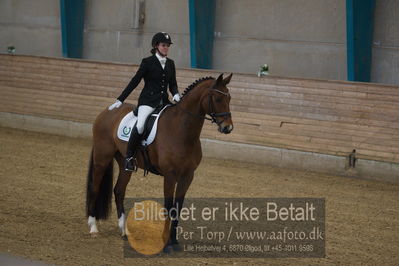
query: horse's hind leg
86 145 115 235
114 151 133 238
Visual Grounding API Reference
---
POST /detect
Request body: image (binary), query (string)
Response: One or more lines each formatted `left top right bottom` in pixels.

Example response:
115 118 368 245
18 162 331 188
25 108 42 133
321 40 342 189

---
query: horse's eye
215 97 222 103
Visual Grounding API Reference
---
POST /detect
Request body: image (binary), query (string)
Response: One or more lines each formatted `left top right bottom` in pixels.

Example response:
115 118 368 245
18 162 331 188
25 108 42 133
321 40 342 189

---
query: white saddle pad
117 105 170 146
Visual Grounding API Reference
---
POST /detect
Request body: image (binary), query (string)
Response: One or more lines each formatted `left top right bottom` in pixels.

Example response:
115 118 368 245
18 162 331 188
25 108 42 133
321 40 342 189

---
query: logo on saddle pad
117 105 170 146
122 126 132 137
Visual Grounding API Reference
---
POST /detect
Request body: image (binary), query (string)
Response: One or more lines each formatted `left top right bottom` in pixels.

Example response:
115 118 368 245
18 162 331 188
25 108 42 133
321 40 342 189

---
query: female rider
108 32 180 171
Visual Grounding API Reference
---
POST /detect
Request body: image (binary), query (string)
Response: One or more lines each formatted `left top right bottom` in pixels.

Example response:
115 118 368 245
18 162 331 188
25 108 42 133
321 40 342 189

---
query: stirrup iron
125 157 138 172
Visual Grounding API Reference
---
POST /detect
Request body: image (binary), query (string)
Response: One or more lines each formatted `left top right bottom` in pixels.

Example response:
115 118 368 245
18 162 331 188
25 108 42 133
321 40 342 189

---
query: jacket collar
155 52 167 62
152 54 168 71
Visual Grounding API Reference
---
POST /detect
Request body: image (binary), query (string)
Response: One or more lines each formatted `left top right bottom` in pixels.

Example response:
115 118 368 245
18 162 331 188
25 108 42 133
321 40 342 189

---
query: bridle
207 89 231 125
177 88 231 125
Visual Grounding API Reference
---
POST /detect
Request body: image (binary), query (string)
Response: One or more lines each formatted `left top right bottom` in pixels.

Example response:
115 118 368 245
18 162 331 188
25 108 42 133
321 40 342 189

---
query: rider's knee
136 123 145 134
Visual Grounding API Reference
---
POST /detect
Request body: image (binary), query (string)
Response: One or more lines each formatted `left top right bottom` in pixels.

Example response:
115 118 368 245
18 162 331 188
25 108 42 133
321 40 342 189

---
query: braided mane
181 76 215 98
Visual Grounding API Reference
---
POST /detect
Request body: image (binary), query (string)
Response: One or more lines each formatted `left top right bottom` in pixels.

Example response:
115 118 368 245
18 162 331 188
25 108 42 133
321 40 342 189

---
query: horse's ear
223 73 233 85
215 73 224 87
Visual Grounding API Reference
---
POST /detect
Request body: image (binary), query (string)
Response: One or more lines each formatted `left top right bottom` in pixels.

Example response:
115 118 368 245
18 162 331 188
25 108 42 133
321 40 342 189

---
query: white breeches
136 105 155 134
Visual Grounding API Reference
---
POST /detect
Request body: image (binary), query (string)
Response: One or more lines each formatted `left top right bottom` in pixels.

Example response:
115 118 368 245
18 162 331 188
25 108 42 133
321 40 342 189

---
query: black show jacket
117 55 178 107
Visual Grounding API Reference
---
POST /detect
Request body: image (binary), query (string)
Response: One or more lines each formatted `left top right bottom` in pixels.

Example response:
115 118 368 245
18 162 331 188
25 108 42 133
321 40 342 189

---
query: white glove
108 100 122 110
173 94 181 102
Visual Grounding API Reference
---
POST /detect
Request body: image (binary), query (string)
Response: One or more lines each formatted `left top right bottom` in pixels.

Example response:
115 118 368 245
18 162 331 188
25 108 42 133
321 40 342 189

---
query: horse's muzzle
219 124 234 134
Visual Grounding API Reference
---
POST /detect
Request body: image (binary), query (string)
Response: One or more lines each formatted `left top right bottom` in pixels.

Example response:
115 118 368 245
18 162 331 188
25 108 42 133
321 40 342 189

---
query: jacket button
162 74 165 77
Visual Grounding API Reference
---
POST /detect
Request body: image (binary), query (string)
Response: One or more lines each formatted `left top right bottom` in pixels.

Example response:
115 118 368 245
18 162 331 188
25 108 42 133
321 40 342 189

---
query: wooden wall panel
1 54 398 163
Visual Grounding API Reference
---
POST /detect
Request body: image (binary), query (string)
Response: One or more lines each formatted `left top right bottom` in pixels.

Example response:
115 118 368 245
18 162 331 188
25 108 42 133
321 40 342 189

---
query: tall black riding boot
125 127 141 172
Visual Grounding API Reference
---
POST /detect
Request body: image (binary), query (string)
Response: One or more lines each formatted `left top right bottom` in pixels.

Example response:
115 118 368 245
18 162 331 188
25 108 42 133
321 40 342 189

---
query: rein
177 88 231 125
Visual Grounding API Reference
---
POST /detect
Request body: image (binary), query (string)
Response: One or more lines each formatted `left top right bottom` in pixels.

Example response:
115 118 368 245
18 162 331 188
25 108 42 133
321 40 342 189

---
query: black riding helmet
151 32 173 47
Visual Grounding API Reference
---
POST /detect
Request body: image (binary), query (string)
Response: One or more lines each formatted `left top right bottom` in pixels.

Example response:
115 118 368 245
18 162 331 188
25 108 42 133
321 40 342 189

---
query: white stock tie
160 58 166 69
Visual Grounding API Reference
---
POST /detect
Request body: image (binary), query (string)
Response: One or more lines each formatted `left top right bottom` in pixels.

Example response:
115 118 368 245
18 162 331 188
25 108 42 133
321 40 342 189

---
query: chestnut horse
85 73 233 251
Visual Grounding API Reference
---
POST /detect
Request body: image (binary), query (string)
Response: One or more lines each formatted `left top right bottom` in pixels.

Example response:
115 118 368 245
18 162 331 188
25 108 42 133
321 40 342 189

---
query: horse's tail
85 147 114 220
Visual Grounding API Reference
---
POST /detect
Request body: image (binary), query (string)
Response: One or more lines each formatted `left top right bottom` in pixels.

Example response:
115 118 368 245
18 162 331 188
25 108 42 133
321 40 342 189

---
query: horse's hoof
121 235 128 241
163 244 173 254
90 232 99 238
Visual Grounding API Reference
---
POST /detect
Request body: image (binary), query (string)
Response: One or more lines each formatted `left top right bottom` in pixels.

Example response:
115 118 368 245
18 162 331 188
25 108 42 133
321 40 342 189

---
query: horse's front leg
169 172 194 251
163 175 177 253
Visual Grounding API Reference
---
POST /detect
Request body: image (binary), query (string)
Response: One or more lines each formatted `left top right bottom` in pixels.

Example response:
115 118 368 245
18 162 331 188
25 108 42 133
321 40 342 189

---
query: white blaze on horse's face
210 74 234 134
